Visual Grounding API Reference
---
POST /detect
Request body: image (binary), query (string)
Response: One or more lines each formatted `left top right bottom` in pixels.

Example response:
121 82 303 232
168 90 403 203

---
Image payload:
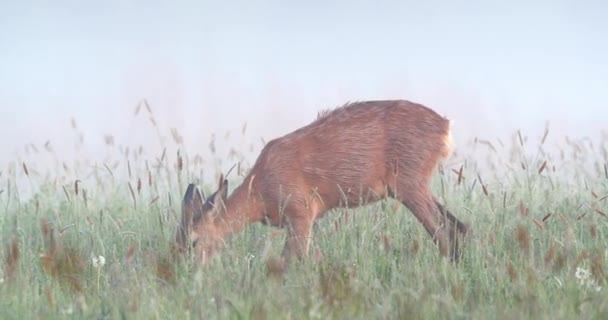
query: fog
1 0 607 191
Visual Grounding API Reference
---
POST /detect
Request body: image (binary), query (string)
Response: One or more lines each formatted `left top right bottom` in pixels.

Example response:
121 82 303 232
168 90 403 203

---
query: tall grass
1 104 607 319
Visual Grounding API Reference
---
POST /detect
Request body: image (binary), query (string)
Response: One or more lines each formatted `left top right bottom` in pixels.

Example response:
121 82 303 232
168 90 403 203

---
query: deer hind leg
397 188 465 261
432 196 470 261
433 197 470 237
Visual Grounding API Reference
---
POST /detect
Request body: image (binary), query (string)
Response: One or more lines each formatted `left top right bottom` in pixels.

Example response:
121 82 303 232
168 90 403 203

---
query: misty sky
1 0 607 170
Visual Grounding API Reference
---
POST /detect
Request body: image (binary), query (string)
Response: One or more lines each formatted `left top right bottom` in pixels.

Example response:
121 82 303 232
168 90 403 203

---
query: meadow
1 104 607 319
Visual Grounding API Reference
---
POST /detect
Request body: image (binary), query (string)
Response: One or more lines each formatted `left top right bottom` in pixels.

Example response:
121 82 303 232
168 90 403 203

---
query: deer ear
206 174 228 213
216 173 228 201
177 183 204 248
182 184 204 222
217 173 225 189
217 178 228 205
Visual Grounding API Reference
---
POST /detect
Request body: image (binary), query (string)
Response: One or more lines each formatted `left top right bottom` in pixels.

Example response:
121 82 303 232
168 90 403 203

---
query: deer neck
213 176 262 238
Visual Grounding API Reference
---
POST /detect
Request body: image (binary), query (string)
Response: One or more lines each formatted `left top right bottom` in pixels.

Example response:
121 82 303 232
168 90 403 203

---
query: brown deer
175 100 470 265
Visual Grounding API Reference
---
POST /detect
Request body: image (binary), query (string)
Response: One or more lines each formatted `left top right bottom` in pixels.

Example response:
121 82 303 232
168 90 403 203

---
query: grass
1 105 608 319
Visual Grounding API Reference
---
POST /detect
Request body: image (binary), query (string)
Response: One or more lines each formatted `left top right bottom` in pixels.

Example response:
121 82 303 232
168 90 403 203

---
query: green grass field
1 117 607 319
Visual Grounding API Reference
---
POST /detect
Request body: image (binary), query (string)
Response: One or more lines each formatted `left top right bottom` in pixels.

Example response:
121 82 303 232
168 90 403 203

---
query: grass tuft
1 115 608 319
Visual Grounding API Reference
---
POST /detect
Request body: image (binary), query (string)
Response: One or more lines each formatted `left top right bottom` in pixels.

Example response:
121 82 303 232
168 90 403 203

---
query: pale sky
1 0 607 177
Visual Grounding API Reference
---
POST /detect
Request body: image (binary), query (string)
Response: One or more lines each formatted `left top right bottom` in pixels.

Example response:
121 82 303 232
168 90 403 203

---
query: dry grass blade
532 218 544 231
594 209 607 218
128 182 137 209
59 224 75 235
22 163 29 177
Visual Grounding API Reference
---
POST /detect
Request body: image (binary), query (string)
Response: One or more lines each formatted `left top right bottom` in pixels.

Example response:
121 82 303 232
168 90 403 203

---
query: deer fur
175 100 470 264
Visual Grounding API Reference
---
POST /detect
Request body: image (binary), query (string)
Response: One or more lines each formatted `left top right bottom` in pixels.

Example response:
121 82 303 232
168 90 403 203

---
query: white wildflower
92 255 106 268
575 267 589 281
61 305 74 315
575 266 602 292
245 252 255 262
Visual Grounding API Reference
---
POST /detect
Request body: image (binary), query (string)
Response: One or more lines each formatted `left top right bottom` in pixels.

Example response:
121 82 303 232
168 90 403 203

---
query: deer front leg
281 212 314 264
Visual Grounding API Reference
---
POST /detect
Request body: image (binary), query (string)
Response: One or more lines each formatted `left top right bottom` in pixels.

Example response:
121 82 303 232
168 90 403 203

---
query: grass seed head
543 241 556 267
516 224 531 257
410 239 420 256
506 260 518 282
4 238 20 284
590 253 605 286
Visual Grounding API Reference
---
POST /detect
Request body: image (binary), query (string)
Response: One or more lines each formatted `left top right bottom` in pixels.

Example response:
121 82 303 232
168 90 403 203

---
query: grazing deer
176 100 470 265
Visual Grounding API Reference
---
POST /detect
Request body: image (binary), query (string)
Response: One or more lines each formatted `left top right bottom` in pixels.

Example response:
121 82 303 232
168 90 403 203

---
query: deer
175 100 470 266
